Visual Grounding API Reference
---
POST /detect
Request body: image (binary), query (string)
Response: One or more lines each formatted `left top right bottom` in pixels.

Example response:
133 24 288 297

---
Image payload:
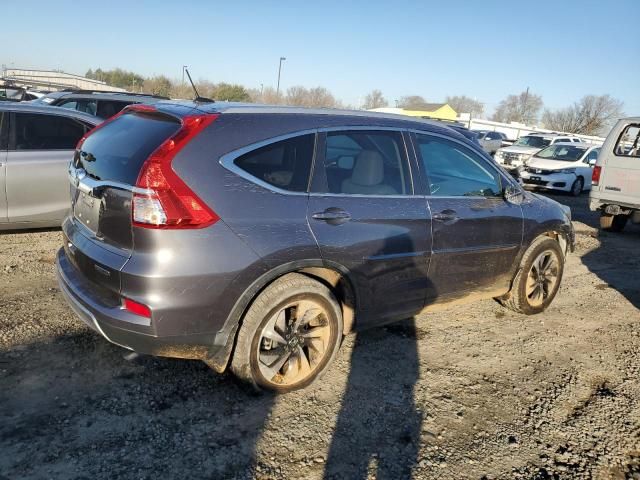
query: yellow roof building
370 104 458 121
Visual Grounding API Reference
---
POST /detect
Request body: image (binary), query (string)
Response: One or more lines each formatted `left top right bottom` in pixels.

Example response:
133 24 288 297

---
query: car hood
526 158 579 170
499 145 540 154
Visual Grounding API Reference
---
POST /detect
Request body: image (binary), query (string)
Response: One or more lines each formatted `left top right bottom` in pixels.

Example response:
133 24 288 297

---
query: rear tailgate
66 110 182 293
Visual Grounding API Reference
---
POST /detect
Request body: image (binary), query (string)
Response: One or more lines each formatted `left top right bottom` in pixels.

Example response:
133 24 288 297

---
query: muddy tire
502 237 565 315
230 273 343 393
600 212 628 232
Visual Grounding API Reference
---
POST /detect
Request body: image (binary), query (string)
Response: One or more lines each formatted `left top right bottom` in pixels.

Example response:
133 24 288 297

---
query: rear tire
600 212 628 232
230 273 343 393
502 237 564 315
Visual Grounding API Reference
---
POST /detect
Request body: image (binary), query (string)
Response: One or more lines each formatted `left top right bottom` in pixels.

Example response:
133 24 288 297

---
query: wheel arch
205 259 357 373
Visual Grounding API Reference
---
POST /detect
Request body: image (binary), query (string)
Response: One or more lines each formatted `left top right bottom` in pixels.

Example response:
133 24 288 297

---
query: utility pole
276 57 286 97
182 65 188 86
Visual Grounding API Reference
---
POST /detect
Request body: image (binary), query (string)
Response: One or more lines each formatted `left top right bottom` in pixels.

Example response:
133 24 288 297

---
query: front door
413 132 523 301
308 129 432 327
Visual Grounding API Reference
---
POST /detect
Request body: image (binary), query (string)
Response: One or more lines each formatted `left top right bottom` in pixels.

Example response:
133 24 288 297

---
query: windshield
514 136 551 148
535 144 588 162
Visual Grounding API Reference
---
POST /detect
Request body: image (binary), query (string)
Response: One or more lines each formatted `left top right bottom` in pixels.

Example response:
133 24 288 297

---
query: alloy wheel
256 299 332 386
525 250 560 307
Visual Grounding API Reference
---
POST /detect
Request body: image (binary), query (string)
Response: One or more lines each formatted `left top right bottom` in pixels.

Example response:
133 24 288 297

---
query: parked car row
35 89 168 119
55 100 575 392
494 133 584 171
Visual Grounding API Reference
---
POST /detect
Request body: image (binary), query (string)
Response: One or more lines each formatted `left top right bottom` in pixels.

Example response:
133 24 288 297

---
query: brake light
133 114 219 229
123 298 151 318
592 165 602 185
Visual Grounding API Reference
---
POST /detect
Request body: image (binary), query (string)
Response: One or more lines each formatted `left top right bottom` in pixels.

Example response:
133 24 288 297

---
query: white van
589 117 640 232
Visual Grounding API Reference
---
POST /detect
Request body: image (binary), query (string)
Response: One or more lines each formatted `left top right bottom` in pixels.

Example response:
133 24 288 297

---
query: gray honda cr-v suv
56 102 574 392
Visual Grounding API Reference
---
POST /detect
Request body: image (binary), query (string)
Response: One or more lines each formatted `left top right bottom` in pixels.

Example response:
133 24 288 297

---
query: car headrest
351 150 384 186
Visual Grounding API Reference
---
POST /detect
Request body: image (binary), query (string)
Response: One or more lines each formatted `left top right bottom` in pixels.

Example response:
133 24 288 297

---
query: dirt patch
1 194 639 479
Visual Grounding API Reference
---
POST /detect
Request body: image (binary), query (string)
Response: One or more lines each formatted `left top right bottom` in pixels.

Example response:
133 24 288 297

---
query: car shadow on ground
323 318 422 479
545 191 640 310
0 331 276 479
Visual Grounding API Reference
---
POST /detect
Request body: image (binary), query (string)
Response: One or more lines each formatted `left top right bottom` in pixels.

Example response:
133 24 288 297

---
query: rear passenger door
7 112 89 224
0 112 7 223
413 132 523 301
308 129 432 327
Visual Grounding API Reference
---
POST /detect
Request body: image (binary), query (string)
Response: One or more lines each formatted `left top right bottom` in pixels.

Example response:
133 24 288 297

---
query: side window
59 100 78 110
13 113 86 151
614 124 640 157
234 134 315 192
322 130 410 196
416 133 502 197
97 101 130 119
487 132 500 140
585 149 599 163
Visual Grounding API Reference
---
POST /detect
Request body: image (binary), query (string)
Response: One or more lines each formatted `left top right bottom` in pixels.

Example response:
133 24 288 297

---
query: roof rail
58 88 169 99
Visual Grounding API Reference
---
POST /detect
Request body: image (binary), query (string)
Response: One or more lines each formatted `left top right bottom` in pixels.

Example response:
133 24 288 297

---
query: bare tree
397 95 429 109
491 90 543 124
285 86 339 108
362 89 388 109
445 95 484 117
542 95 624 136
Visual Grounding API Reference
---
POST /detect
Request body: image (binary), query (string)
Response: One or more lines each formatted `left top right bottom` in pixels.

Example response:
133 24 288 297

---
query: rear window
75 112 180 184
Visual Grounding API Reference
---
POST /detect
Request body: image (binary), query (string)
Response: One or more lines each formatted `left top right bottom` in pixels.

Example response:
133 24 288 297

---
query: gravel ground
1 192 639 480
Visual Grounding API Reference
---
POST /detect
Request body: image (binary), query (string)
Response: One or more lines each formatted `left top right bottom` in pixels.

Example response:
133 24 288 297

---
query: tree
542 95 623 136
397 95 429 109
85 67 144 91
445 95 484 117
284 86 339 108
143 75 173 97
211 83 251 102
362 89 388 109
491 90 543 124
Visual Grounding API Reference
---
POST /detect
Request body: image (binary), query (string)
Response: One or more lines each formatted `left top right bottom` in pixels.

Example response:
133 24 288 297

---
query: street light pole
182 65 188 86
276 57 286 97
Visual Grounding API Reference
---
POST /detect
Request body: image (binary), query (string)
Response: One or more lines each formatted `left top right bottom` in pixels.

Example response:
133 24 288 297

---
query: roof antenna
184 67 214 103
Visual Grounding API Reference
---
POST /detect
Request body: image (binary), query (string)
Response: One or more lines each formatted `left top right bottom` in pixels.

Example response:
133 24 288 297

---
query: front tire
503 237 565 315
570 177 583 196
231 273 343 393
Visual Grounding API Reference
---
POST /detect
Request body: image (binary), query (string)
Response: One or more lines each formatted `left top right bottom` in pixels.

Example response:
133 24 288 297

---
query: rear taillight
592 165 602 186
123 298 151 318
133 114 219 229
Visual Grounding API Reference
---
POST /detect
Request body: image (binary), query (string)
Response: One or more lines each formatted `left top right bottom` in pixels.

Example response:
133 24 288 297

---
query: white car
519 143 600 196
473 130 508 155
495 134 583 172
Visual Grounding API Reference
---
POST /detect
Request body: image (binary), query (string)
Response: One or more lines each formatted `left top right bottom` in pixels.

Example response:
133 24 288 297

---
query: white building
1 67 126 92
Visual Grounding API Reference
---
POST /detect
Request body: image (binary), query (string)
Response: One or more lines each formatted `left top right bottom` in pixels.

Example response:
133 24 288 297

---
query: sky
2 0 639 116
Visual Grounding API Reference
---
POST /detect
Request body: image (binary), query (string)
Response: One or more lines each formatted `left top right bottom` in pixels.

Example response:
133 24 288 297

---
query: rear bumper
56 248 219 360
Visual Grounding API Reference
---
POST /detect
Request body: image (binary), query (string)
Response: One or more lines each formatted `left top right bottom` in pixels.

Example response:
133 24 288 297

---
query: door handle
432 209 458 222
312 208 351 225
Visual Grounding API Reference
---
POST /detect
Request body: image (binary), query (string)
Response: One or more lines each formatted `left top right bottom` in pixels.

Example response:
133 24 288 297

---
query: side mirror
588 158 597 166
504 184 524 205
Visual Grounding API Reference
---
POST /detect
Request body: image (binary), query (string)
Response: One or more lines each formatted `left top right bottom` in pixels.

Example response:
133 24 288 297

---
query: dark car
56 102 574 392
35 89 168 119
